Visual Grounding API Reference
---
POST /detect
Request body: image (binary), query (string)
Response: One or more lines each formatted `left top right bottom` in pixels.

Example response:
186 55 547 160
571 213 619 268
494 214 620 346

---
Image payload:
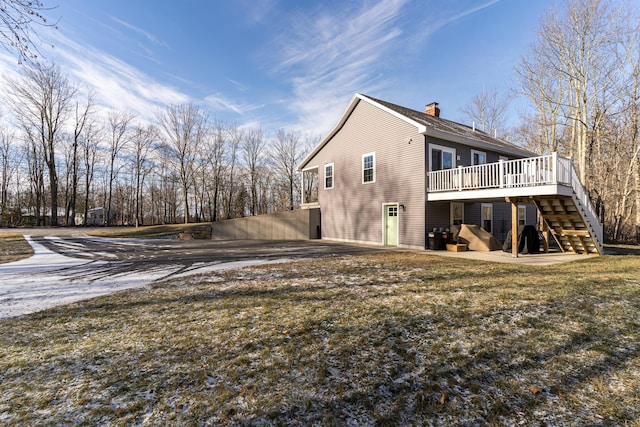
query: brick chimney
425 102 440 117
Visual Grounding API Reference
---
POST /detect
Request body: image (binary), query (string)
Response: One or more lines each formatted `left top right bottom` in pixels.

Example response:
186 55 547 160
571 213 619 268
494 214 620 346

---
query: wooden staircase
534 196 602 254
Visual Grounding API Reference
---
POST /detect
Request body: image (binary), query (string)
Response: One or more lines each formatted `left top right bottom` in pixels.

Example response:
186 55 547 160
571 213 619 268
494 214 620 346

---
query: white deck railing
428 153 561 192
428 152 603 249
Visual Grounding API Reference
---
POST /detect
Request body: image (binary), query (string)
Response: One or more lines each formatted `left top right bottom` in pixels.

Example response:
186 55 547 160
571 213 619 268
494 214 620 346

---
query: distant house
21 207 69 226
83 208 118 226
297 94 602 255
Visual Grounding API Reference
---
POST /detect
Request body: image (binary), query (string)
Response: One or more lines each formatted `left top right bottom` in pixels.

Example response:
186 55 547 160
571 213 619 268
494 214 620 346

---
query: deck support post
541 213 549 253
507 197 519 258
300 170 305 204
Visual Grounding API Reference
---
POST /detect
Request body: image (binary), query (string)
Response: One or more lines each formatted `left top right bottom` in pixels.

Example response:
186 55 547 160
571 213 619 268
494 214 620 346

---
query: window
429 144 456 171
451 202 464 226
362 153 375 183
481 203 493 233
324 163 334 189
471 150 487 165
388 206 398 217
518 205 526 226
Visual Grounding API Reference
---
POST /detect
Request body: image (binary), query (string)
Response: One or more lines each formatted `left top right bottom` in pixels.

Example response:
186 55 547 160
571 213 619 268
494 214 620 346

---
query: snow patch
0 235 298 320
0 235 95 273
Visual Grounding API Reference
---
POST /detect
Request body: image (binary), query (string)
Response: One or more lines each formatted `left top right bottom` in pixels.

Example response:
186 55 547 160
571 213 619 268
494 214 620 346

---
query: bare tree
64 92 95 226
0 126 17 224
0 0 56 64
81 123 101 226
157 102 207 224
223 124 242 219
23 131 45 225
204 121 228 222
7 63 76 225
460 87 511 138
518 0 624 180
241 127 266 216
271 129 304 211
256 165 275 214
105 110 134 225
610 7 640 241
130 124 156 227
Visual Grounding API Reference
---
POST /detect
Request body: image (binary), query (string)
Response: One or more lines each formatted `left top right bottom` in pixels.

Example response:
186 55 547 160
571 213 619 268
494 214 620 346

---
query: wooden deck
427 153 603 255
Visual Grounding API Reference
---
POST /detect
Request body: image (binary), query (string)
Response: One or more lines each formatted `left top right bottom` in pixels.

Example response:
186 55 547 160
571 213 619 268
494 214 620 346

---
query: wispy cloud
111 16 170 49
412 0 502 43
227 78 248 93
267 0 504 136
204 93 263 115
0 23 261 131
270 0 408 134
0 28 188 125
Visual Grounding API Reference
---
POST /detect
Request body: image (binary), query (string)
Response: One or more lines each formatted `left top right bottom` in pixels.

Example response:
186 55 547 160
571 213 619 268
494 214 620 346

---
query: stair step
534 195 601 255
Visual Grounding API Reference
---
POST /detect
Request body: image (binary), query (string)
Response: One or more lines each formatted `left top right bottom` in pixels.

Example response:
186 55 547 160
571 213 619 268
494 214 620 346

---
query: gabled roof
298 93 534 170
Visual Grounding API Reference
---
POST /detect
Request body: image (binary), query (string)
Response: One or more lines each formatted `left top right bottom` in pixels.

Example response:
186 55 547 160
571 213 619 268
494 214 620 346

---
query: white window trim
518 204 527 225
428 143 456 171
362 152 376 184
450 202 464 225
300 165 319 205
471 149 487 165
481 203 493 234
324 163 334 190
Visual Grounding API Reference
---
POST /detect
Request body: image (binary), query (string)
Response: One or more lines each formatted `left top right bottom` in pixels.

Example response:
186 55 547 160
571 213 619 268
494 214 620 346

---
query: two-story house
298 93 602 255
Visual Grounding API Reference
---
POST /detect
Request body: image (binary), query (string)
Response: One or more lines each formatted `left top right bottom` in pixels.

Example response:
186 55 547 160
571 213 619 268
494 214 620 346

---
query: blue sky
0 0 555 138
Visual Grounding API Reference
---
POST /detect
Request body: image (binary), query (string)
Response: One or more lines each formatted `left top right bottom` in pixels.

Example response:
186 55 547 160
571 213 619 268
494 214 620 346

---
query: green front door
384 205 398 246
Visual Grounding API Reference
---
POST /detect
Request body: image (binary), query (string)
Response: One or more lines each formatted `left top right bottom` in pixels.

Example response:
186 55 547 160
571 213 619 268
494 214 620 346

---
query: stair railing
556 155 603 252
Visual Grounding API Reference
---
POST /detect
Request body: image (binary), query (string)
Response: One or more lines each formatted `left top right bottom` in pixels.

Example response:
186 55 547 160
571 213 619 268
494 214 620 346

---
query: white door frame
382 203 399 246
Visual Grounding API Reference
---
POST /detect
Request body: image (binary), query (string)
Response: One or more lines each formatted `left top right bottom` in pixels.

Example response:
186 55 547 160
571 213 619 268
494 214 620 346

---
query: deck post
300 170 305 204
542 223 549 253
507 197 519 258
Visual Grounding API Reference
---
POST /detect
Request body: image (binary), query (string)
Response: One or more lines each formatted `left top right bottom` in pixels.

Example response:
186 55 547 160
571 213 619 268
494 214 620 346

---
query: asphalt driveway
0 231 386 320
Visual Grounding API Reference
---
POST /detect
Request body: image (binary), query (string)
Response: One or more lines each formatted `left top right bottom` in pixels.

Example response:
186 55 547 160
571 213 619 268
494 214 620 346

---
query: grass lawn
0 232 33 263
0 250 639 425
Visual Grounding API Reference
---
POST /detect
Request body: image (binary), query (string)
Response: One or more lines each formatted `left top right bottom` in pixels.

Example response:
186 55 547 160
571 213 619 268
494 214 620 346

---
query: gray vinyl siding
492 203 512 241
425 201 451 232
424 201 540 243
303 99 426 248
425 136 527 167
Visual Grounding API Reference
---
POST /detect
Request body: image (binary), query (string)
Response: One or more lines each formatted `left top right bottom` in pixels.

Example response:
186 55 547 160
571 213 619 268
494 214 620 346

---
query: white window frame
481 203 493 234
518 204 527 226
324 163 334 189
429 143 456 171
362 152 376 184
471 149 487 165
450 202 464 226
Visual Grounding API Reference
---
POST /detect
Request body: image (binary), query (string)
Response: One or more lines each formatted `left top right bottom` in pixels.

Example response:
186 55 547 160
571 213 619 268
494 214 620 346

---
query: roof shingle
365 95 533 156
